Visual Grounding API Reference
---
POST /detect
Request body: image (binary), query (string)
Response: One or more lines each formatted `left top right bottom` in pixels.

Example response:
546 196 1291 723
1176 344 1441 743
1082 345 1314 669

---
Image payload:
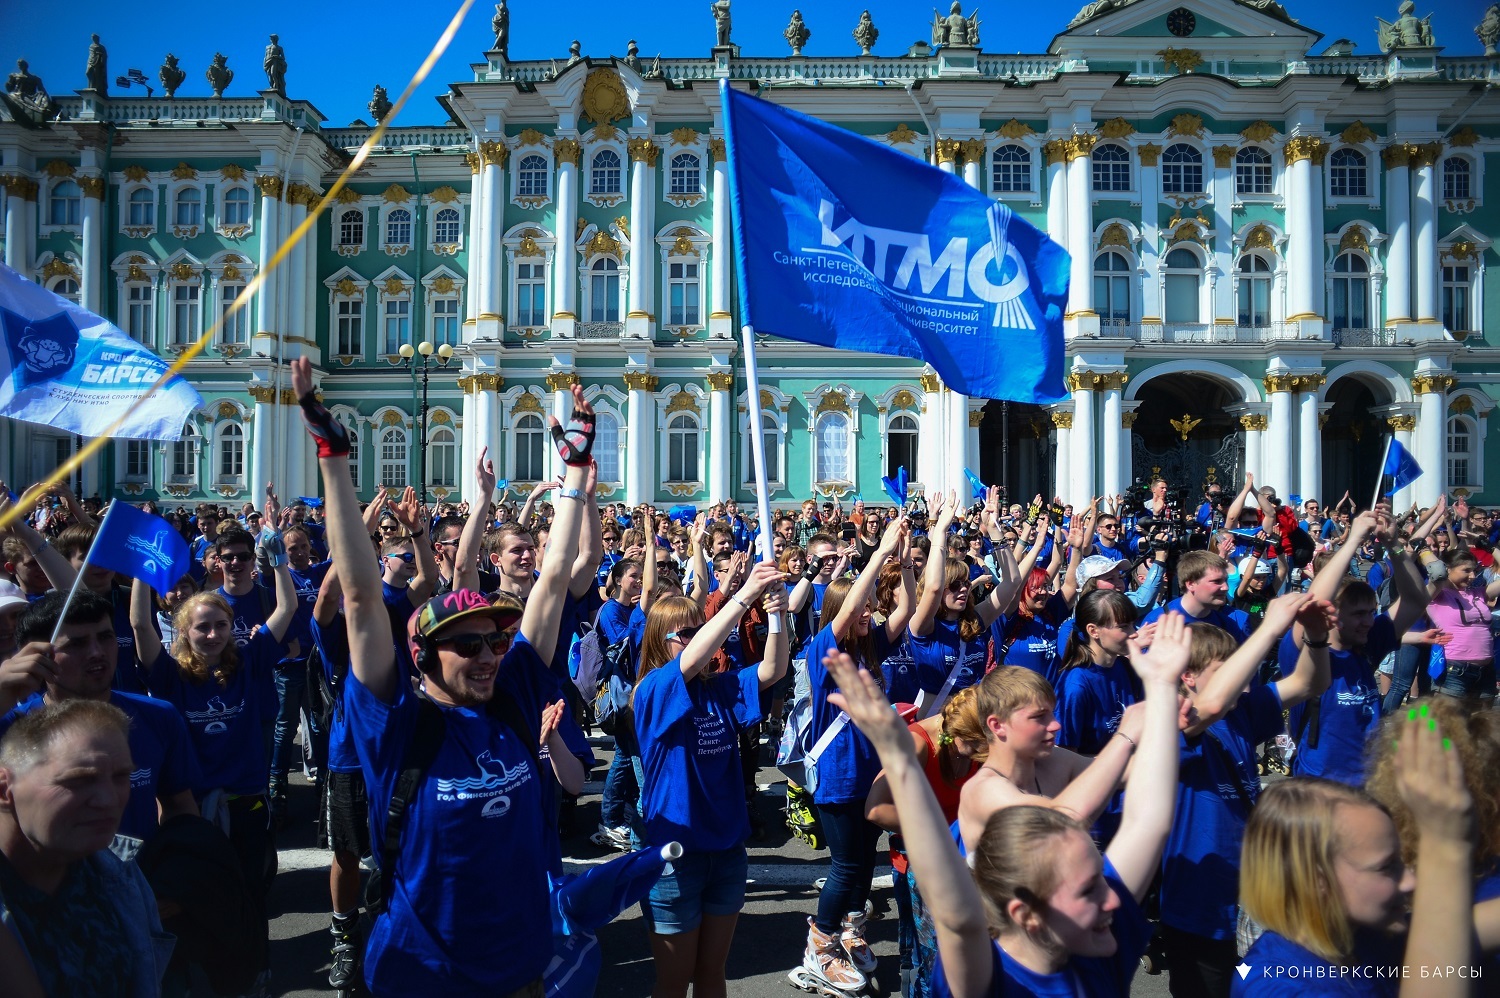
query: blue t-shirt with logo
933 857 1149 998
1143 598 1252 644
1161 683 1283 941
1055 656 1141 845
1283 615 1397 787
1233 930 1401 997
634 658 762 852
103 587 144 695
146 628 279 797
310 613 358 774
0 689 200 841
805 623 892 806
882 635 920 706
283 559 332 665
345 641 553 997
909 617 986 705
991 593 1068 683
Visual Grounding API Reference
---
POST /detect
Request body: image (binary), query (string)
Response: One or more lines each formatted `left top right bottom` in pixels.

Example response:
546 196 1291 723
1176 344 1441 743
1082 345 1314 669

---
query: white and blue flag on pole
90 502 192 594
0 261 202 441
721 81 1069 403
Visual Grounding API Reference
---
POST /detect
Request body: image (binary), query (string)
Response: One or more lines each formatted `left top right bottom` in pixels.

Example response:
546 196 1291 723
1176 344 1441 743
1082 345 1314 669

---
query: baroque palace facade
2 0 1498 511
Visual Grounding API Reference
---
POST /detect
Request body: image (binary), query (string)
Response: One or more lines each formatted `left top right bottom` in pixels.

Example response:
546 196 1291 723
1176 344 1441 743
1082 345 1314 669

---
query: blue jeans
600 738 639 829
1381 643 1431 715
1436 658 1495 701
815 801 883 933
272 663 324 781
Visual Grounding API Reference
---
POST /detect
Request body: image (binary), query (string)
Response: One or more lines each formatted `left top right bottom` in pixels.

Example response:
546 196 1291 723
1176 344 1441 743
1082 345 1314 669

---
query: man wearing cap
1057 552 1168 652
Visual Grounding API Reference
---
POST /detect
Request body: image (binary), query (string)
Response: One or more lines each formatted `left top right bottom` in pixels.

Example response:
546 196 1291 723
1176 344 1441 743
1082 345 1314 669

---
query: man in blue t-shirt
1143 550 1252 644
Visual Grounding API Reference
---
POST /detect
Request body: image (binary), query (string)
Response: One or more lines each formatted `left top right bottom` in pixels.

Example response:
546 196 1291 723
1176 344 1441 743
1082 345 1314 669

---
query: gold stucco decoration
334 278 360 296
516 128 546 147
382 277 408 296
996 119 1035 140
1098 223 1131 249
122 165 150 182
581 68 632 125
171 163 198 180
220 164 248 181
429 185 460 203
1158 48 1204 74
44 160 75 177
1340 121 1377 145
169 261 198 281
1339 226 1369 252
670 127 699 146
886 124 919 145
1244 225 1275 250
1168 114 1205 138
1098 118 1135 139
1241 121 1277 143
665 391 698 415
382 184 411 203
512 392 545 414
431 276 455 294
815 391 851 416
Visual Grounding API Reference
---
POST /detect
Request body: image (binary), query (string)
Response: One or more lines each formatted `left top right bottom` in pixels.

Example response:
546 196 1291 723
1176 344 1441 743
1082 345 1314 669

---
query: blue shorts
1437 658 1495 700
641 844 748 935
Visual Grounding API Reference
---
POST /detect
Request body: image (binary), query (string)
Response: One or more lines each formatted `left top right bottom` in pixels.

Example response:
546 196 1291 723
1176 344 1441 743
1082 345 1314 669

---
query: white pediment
1051 0 1322 63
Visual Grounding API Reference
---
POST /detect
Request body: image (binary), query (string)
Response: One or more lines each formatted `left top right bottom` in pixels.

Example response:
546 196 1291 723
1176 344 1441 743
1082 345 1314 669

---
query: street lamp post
398 340 455 503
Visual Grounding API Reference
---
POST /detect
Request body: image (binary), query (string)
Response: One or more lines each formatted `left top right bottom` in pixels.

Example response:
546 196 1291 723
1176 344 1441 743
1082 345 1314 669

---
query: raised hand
1127 611 1191 688
1293 597 1337 642
877 515 909 557
263 483 282 530
475 446 497 495
539 698 567 744
391 486 423 533
736 561 786 604
1259 591 1314 635
290 357 349 458
1395 704 1472 847
549 383 596 466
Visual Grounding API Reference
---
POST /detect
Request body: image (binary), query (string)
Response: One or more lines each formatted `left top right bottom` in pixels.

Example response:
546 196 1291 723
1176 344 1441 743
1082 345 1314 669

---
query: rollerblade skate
329 913 362 995
788 916 868 995
840 909 877 977
784 781 824 850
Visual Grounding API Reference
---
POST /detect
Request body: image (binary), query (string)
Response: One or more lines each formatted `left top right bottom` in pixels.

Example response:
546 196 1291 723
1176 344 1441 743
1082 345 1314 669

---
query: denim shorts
641 844 748 935
1437 658 1495 700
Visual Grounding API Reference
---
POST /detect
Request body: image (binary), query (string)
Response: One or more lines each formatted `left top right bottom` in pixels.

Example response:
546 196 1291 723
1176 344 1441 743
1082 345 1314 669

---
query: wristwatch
557 488 586 502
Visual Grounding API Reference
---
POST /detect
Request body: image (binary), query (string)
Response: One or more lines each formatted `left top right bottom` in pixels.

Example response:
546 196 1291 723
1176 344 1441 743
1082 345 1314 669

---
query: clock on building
1167 7 1197 36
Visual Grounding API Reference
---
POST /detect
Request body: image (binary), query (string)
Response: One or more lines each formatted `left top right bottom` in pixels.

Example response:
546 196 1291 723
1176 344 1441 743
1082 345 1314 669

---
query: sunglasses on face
380 524 402 534
665 625 703 643
435 631 513 657
656 560 672 569
221 551 254 564
603 535 619 542
388 552 415 563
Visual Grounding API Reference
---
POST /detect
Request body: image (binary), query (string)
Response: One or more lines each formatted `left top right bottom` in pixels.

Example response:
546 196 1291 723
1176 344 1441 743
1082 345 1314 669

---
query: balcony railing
1332 326 1397 347
1108 322 1310 344
577 321 623 339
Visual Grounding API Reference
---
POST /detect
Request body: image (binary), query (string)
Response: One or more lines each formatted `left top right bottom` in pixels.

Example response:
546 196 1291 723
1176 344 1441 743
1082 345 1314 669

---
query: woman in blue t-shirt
632 561 789 998
823 609 1194 998
1236 715 1474 997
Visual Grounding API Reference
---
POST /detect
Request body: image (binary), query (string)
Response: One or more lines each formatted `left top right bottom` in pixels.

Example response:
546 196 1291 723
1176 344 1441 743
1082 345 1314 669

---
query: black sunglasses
435 631 513 657
665 625 703 643
221 551 254 564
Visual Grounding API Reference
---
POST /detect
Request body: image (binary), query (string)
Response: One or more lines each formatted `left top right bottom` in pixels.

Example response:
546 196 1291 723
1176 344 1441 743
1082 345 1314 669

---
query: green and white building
3 0 1498 510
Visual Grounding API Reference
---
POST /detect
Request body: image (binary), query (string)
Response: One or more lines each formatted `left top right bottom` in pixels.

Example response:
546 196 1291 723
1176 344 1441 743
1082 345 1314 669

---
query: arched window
170 424 199 484
1330 252 1370 331
667 413 699 483
1161 145 1203 194
1447 416 1476 488
338 209 364 246
1443 158 1472 201
49 278 80 304
174 187 202 228
379 426 408 487
1235 147 1272 195
886 412 919 481
427 426 457 487
217 423 245 483
386 208 412 246
1237 254 1273 327
594 412 621 484
1162 247 1202 324
127 187 155 227
815 412 851 484
744 412 783 485
991 145 1032 193
1329 149 1368 198
669 153 702 196
49 181 81 226
517 154 549 198
1092 143 1131 193
433 207 461 245
222 187 251 226
589 258 621 323
514 412 546 482
591 150 622 195
1093 251 1131 322
339 414 361 489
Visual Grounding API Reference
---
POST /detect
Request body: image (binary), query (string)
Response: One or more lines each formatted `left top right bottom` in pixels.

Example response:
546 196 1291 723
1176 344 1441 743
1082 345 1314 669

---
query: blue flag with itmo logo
90 502 192 593
1382 439 1423 495
721 80 1069 403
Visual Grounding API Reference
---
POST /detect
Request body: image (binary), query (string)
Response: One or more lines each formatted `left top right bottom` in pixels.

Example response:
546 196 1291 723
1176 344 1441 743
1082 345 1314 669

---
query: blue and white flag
721 81 1069 403
0 261 202 441
89 502 192 593
1383 438 1424 495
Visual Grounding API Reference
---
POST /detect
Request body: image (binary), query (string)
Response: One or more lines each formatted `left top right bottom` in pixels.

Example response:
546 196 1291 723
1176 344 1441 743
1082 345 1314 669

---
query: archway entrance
1130 374 1241 494
979 400 1051 501
1321 378 1389 506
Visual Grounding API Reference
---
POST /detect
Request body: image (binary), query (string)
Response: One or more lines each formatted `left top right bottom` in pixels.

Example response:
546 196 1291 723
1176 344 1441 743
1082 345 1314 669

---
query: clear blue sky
6 1 1489 128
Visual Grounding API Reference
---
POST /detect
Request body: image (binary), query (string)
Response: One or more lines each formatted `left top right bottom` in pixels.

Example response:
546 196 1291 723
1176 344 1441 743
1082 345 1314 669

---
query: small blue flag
881 466 908 508
1382 439 1424 494
667 504 698 526
721 81 1069 403
964 468 986 500
0 261 202 441
295 496 324 509
89 502 191 593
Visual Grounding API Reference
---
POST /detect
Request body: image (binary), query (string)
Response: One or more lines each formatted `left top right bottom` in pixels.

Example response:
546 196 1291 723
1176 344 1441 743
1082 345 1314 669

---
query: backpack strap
486 688 541 774
375 698 446 914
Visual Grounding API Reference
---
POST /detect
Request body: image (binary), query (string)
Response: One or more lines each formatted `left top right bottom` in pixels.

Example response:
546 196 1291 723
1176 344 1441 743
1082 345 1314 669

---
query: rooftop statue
85 34 108 94
1377 1 1436 52
206 53 233 98
785 10 812 55
4 58 57 121
853 10 879 55
491 2 510 58
712 0 732 47
263 34 286 93
932 2 980 48
159 54 185 98
368 84 392 123
624 39 643 73
1478 4 1500 56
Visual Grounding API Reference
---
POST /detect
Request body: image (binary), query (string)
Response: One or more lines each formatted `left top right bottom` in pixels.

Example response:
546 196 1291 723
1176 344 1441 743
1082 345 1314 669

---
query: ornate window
1443 158 1472 202
588 258 622 323
814 412 852 484
216 422 245 484
517 154 549 198
433 207 461 246
742 412 784 486
169 425 199 484
382 296 410 355
1235 147 1273 195
385 208 412 248
336 296 363 356
338 209 365 248
1330 252 1370 330
886 412 919 481
669 153 702 196
1329 148 1368 199
427 426 457 487
170 283 200 345
991 144 1032 194
49 180 81 226
48 277 80 303
430 295 459 346
1447 416 1477 488
127 187 155 228
514 261 547 327
220 186 252 227
1161 144 1203 195
379 425 408 487
125 283 154 343
1093 251 1131 322
219 283 248 345
1442 263 1472 334
1237 254 1273 327
1162 247 1202 324
1091 143 1131 193
667 260 700 326
340 414 361 490
120 440 152 482
174 187 202 228
594 412 621 484
513 412 546 482
666 413 699 483
591 150 622 195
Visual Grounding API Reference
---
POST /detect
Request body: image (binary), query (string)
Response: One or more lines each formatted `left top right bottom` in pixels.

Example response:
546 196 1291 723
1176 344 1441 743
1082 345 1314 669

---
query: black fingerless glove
298 391 351 459
550 408 596 466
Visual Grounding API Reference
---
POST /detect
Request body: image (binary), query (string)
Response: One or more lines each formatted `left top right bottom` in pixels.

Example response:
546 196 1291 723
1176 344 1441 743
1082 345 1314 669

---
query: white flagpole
50 506 112 643
739 323 782 635
1371 434 1394 513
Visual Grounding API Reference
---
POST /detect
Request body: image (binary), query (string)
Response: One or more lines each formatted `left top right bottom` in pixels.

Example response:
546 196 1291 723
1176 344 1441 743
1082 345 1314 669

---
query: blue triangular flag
964 467 986 500
880 466 909 508
88 503 191 593
1382 439 1423 494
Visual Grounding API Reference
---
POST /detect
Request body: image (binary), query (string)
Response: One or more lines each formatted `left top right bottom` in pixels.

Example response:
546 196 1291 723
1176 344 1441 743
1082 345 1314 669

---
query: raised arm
1058 506 1094 606
676 562 782 680
1223 472 1253 529
517 479 559 534
756 578 790 689
909 492 956 638
518 394 594 664
686 515 710 606
569 476 603 600
313 565 342 627
455 450 496 593
1308 511 1376 603
833 517 906 643
0 487 77 592
638 505 661 614
883 526 916 643
1189 592 1329 731
260 545 299 644
1376 510 1430 634
390 487 437 605
129 578 164 668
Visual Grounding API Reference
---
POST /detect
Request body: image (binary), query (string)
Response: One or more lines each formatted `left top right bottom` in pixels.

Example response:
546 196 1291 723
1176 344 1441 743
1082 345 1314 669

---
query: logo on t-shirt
230 618 257 648
435 749 533 816
130 766 153 789
184 695 244 734
692 712 734 758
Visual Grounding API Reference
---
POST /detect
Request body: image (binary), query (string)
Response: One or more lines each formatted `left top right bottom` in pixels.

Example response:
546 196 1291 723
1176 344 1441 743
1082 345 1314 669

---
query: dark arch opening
1130 374 1242 493
1321 377 1389 506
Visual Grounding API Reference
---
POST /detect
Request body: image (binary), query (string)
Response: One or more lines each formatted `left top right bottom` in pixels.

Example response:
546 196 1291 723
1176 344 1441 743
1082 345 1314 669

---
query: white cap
1236 556 1273 578
0 579 28 614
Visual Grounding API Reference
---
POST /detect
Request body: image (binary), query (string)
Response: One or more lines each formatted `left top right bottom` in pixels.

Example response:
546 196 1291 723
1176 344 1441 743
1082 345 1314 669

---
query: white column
477 141 506 322
1070 382 1095 504
476 381 499 468
1412 145 1440 322
626 139 657 326
255 176 280 336
625 373 658 506
966 409 981 486
919 375 944 491
79 170 102 313
1139 148 1161 321
1053 412 1073 505
960 138 983 190
464 156 483 335
1120 407 1137 491
710 141 731 322
553 140 580 322
1389 414 1417 510
1066 142 1094 316
1298 386 1322 505
287 199 309 339
3 180 30 272
1265 383 1295 501
707 373 732 502
1211 148 1234 323
460 383 478 505
1284 139 1324 319
249 394 273 510
547 372 576 481
935 138 958 175
1044 142 1069 252
1101 382 1122 497
1241 415 1265 483
1414 379 1448 508
1383 147 1412 323
946 389 967 497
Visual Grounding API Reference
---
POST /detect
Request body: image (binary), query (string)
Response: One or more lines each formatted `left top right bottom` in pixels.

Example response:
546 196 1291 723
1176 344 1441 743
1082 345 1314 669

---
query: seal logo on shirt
130 767 153 789
435 749 533 816
184 695 244 734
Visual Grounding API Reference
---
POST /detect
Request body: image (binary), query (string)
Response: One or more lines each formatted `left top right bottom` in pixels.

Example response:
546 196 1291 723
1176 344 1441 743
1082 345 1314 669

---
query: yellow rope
0 0 477 531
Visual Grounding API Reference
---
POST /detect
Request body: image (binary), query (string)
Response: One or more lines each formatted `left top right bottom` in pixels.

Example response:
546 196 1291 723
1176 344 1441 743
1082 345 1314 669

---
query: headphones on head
415 634 440 675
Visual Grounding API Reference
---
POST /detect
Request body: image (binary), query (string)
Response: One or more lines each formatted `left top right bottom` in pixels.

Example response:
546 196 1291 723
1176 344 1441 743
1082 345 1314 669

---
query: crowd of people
2 378 1499 998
